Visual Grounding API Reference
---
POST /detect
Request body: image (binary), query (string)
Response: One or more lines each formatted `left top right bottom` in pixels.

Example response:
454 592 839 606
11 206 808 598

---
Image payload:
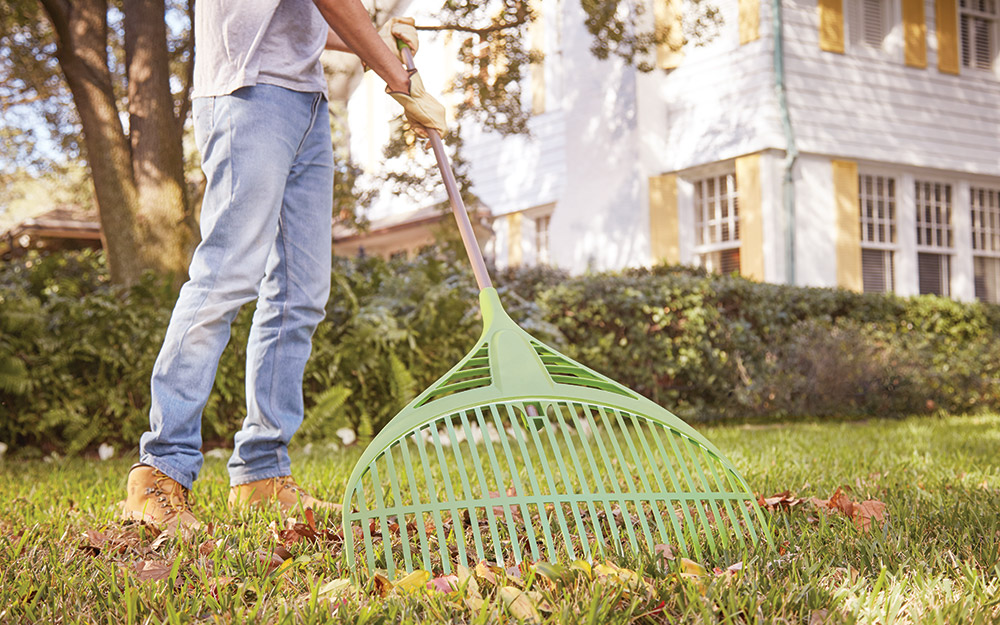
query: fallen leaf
372 572 393 597
426 574 460 593
456 564 481 599
256 549 284 574
810 608 829 624
853 499 888 532
134 559 172 582
569 559 592 579
653 543 675 561
679 558 706 578
499 586 541 623
198 539 216 556
394 569 431 593
532 561 567 587
475 560 502 585
318 578 352 597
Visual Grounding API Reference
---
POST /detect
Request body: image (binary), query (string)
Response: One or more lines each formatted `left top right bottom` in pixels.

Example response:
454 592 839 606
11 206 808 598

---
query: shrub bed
1 250 997 454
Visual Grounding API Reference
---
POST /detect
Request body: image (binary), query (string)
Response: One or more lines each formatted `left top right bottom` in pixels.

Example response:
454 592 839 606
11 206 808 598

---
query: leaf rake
341 49 770 576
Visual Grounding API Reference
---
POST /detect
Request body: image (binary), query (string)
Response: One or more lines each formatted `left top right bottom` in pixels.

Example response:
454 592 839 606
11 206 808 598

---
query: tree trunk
41 0 144 286
124 0 198 286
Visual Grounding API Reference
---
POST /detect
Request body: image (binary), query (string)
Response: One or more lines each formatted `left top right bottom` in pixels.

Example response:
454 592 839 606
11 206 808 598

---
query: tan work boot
121 463 201 532
228 475 340 513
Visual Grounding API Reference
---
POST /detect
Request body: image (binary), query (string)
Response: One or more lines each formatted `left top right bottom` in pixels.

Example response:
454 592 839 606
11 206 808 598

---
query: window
858 173 897 292
535 214 551 265
915 181 954 295
849 0 889 50
971 186 1000 302
693 172 740 274
960 0 997 70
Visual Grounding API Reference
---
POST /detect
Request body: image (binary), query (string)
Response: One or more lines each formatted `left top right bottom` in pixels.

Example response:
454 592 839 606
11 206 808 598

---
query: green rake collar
341 288 770 576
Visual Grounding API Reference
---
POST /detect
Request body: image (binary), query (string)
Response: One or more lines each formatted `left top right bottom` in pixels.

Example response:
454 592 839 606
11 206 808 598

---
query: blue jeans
139 84 333 489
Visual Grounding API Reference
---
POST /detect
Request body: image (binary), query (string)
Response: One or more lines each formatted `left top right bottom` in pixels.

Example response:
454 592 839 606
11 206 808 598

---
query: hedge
1 249 998 455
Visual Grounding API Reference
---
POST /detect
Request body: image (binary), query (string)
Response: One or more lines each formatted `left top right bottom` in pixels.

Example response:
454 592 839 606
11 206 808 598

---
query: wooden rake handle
400 46 493 290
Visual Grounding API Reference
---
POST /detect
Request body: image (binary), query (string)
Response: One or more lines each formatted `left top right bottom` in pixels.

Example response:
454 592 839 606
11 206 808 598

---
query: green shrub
1 250 998 455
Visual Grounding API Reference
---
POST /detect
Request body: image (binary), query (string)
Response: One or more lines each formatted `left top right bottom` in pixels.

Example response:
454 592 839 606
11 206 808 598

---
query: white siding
656 0 786 172
782 0 1000 175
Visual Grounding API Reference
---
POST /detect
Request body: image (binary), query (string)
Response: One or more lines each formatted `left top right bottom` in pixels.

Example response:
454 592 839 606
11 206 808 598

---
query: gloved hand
387 70 448 138
378 17 419 62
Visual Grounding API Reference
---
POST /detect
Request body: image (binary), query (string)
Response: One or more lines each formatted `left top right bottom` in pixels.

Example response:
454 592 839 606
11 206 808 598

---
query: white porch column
952 181 975 301
896 173 919 296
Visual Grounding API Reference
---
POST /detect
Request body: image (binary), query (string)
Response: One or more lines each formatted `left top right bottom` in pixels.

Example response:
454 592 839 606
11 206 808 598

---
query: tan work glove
387 70 448 138
378 17 419 62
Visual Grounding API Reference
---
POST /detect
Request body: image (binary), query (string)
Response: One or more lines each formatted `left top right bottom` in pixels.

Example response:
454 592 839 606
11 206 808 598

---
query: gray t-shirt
192 0 329 98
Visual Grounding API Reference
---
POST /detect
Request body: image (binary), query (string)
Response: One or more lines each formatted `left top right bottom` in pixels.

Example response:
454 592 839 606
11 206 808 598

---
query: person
121 0 447 531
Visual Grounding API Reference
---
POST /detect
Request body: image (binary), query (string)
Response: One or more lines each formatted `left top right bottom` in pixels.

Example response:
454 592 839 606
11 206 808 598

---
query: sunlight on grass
1 414 999 623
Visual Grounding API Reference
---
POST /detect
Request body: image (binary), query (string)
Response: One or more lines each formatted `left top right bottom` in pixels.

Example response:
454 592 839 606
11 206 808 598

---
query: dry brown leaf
372 572 393 597
810 608 830 624
853 499 888 532
134 559 172 582
198 539 216 556
475 560 502 585
654 543 675 561
499 586 541 623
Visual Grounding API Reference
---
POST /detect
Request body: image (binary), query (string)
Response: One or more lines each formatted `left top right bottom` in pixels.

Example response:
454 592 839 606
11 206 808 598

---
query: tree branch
415 16 530 36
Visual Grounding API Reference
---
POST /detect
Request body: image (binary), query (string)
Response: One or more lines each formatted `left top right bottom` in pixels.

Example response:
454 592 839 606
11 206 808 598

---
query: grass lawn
2 414 999 624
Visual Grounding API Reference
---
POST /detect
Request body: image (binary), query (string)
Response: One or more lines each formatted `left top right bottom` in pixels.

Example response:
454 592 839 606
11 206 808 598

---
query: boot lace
145 470 192 515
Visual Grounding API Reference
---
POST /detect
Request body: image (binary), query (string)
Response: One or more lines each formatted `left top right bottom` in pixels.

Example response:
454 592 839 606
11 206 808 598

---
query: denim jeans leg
139 85 321 489
227 93 333 486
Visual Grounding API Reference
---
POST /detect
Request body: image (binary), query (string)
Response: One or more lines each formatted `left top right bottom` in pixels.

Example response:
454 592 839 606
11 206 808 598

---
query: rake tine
368 460 397 576
648 424 697 559
430 425 470 567
458 410 505 564
679 437 730 550
444 418 487 563
488 404 540 561
553 403 606 556
538 405 593 559
584 407 640 554
698 446 747 550
523 403 578 560
568 402 621 555
356 479 378 573
473 407 525 563
629 416 691 554
614 410 672 548
504 404 558 562
666 432 718 555
382 449 414 572
415 424 453 573
399 433 433 570
598 406 657 551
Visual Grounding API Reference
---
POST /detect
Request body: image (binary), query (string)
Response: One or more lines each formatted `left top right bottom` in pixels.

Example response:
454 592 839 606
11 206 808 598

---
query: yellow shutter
735 155 765 281
936 0 960 73
832 160 862 291
648 175 680 264
818 0 845 53
507 212 523 267
739 0 761 43
529 0 546 114
656 0 685 69
902 0 928 68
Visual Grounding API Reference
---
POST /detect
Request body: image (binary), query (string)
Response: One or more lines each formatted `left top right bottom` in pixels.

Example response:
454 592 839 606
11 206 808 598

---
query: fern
299 385 352 443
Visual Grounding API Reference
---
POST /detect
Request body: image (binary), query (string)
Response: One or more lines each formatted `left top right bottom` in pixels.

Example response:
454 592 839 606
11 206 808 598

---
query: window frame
858 172 899 293
958 0 999 74
690 169 741 274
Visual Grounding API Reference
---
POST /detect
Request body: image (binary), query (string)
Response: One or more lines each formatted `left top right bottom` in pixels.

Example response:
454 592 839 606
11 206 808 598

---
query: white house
337 0 1000 303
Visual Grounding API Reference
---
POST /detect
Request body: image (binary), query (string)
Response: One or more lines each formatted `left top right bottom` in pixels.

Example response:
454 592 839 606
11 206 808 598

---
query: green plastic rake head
340 49 769 577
